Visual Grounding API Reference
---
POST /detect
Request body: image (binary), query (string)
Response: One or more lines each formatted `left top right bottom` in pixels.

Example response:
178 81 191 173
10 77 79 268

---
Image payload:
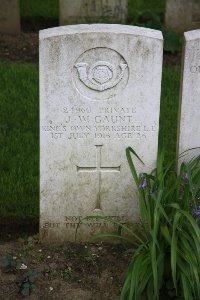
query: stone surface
40 24 163 242
0 0 20 34
165 0 200 33
59 0 127 25
177 29 200 163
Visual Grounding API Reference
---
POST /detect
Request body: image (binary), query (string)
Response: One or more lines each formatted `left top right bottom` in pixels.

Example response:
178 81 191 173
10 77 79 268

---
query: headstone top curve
184 29 200 41
39 24 163 40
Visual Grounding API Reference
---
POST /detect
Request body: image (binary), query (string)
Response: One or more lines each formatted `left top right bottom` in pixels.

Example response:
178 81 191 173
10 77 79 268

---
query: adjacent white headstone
40 24 163 242
0 0 20 34
59 0 127 25
165 0 200 33
178 30 200 163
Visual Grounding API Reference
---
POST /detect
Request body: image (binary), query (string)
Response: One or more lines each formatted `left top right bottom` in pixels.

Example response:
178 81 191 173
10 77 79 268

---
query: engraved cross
77 145 121 211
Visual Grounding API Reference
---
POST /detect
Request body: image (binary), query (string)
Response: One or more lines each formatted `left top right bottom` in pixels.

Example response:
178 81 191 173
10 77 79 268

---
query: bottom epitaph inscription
42 215 126 231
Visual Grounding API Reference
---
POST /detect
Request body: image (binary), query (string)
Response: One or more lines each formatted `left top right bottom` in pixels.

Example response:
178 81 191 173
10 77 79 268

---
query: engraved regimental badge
75 61 127 92
73 47 129 100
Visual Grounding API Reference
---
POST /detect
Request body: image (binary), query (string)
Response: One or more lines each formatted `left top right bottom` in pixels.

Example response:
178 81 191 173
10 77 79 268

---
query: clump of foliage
16 271 38 296
118 147 200 300
23 235 40 251
0 255 17 273
129 10 181 53
77 147 200 299
48 266 72 281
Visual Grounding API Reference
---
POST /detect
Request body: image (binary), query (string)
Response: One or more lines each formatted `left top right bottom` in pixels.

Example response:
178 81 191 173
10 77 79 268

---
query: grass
20 0 59 20
0 64 39 217
129 0 165 13
128 0 166 21
20 0 165 21
0 63 180 217
159 66 180 165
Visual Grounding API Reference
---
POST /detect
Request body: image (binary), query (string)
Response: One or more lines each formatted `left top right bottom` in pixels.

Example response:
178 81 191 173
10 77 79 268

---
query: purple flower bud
192 206 200 218
139 173 148 189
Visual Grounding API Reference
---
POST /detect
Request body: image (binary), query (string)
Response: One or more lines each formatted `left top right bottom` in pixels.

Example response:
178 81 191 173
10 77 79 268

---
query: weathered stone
59 0 127 25
165 0 200 33
177 30 200 163
40 24 163 242
0 0 20 34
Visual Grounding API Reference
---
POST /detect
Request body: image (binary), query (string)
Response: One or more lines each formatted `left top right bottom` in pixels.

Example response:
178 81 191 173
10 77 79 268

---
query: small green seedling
48 266 72 281
0 255 17 273
16 271 38 296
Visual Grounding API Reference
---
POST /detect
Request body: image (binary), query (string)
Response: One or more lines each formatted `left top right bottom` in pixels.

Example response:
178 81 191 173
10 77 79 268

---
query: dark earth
0 20 180 299
0 218 131 300
0 20 181 65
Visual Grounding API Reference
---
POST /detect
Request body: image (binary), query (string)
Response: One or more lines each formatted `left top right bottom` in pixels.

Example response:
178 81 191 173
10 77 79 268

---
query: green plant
22 236 34 250
0 254 17 273
20 0 59 20
16 270 38 296
130 10 163 30
87 148 200 299
162 31 182 54
118 147 200 300
23 235 39 250
128 10 181 54
48 266 72 281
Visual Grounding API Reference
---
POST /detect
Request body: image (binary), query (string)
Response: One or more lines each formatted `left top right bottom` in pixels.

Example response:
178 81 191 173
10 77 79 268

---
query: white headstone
178 30 200 162
59 0 127 25
40 24 163 242
165 0 200 33
0 0 20 34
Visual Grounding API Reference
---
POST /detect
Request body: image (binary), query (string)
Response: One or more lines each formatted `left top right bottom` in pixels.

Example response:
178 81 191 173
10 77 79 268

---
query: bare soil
0 20 181 65
0 218 130 300
0 218 171 300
